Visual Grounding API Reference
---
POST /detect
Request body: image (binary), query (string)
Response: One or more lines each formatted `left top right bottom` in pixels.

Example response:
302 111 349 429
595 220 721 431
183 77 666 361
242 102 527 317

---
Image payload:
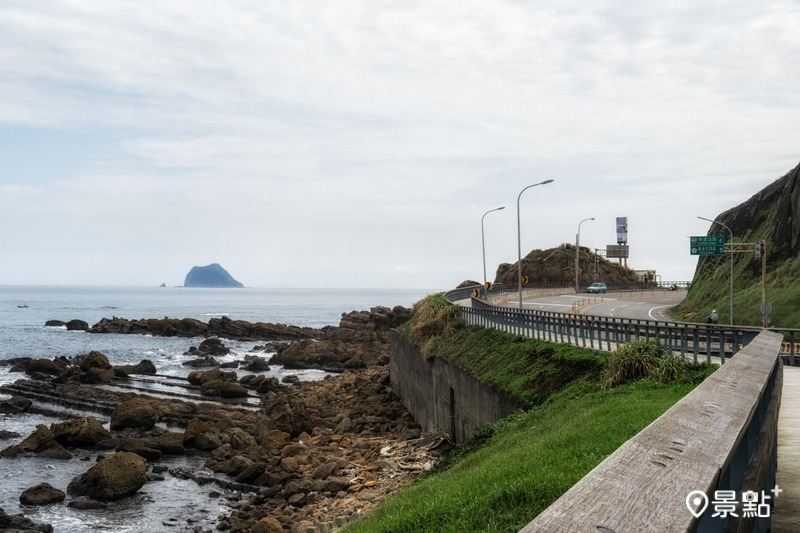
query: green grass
343 380 700 533
429 326 606 405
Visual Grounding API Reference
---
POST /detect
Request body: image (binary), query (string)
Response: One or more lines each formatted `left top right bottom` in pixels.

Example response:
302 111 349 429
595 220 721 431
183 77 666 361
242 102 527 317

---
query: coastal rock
77 351 112 371
19 483 66 506
240 355 269 372
270 307 412 371
0 396 32 414
184 337 230 357
183 263 244 288
114 359 157 376
1 424 72 460
181 356 219 368
187 368 237 386
201 380 248 398
25 358 65 377
0 508 54 532
117 432 185 457
67 451 149 501
66 319 90 331
111 398 163 431
51 417 111 447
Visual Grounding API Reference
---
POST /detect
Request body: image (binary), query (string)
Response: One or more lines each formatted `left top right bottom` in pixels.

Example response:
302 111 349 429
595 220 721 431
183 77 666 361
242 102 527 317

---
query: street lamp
517 179 554 309
481 206 505 295
698 216 734 325
575 217 595 293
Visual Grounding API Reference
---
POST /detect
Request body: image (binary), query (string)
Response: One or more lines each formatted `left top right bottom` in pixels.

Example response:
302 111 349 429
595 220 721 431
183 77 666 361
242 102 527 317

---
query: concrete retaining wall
389 330 525 444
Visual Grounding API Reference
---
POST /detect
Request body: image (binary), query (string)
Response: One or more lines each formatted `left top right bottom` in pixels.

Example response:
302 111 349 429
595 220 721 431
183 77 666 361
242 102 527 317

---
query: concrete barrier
520 329 783 533
389 331 525 444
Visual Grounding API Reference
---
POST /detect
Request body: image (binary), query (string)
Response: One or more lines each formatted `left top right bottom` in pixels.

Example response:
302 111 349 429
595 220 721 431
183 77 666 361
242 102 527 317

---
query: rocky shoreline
1 305 446 532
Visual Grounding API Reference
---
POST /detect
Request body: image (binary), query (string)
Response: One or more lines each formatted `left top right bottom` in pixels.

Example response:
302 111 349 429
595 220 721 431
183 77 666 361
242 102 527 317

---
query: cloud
0 1 798 287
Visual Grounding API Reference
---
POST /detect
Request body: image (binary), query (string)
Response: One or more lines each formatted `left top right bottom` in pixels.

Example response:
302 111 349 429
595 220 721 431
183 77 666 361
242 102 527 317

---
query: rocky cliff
493 245 640 287
677 161 800 325
183 263 243 288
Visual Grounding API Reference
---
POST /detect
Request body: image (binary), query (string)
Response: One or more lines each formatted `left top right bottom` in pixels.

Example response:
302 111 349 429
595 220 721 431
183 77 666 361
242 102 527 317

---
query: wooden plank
521 331 784 532
522 440 719 532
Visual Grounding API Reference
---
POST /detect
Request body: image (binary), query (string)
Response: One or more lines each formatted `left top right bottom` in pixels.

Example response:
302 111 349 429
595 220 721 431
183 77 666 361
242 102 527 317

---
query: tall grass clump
407 293 464 358
601 338 708 389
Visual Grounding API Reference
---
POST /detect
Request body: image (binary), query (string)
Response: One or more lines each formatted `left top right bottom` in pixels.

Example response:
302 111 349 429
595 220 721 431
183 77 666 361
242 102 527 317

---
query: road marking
649 305 673 321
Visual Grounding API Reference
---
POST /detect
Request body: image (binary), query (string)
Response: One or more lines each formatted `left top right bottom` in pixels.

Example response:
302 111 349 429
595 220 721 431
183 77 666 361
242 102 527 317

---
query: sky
1 1 799 290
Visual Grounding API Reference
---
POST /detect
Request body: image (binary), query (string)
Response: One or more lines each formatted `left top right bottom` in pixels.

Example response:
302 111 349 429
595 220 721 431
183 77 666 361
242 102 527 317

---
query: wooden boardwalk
773 363 800 531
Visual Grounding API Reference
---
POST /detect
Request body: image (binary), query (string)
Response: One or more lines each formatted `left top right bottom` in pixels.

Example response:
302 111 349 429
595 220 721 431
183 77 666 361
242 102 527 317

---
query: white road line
649 305 673 321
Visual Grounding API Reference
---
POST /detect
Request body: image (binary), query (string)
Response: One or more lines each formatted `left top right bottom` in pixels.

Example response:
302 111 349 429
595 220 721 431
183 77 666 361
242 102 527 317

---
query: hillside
672 162 800 327
493 244 641 287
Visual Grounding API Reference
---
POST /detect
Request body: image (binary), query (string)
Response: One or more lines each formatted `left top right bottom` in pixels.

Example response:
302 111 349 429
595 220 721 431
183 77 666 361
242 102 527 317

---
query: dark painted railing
446 284 799 366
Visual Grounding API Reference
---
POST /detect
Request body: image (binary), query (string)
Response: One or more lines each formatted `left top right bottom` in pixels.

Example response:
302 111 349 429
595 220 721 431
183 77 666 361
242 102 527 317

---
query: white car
587 282 607 294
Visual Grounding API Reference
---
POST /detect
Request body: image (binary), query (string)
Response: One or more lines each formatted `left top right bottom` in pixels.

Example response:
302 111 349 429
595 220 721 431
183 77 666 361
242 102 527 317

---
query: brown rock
67 451 148 501
51 417 110 447
20 483 66 505
251 516 283 533
110 398 163 431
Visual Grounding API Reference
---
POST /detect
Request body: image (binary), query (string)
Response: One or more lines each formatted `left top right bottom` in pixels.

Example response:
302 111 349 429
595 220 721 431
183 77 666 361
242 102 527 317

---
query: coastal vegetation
345 295 715 531
671 164 800 328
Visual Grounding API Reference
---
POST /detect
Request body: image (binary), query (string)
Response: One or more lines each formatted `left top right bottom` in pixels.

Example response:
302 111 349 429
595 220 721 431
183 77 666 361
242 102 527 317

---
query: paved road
500 290 688 321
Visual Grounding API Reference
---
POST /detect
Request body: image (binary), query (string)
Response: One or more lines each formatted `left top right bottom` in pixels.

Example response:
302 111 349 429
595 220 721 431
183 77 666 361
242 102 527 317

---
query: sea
0 285 434 532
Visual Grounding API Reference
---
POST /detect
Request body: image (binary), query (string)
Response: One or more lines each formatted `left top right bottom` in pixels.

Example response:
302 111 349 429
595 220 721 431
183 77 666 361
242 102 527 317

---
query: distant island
183 263 244 288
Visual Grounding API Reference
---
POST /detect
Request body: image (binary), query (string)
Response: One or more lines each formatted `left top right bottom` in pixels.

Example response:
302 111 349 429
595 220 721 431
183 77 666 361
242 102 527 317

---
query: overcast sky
1 1 798 290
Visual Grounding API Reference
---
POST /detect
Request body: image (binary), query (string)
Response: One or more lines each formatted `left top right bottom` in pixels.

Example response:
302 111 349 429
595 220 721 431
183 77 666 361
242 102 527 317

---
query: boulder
1 424 55 457
19 483 66 506
0 508 53 532
67 451 148 501
201 380 248 398
183 419 224 451
77 351 112 371
110 398 162 431
80 367 116 383
184 337 230 357
65 319 90 331
114 359 157 376
51 417 110 447
188 368 237 386
251 516 284 533
26 359 65 376
241 355 269 372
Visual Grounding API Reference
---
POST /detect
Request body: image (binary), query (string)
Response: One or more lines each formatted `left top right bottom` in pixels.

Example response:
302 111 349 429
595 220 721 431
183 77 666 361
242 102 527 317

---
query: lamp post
575 217 594 293
698 216 734 325
517 179 554 309
481 206 505 295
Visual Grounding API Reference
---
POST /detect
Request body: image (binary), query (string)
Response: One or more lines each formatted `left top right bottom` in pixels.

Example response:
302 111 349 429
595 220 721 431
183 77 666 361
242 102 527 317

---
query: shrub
407 293 464 358
653 354 690 383
602 338 665 389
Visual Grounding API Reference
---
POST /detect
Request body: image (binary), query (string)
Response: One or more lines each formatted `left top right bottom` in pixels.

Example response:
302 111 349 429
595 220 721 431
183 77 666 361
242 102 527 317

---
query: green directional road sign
690 235 725 255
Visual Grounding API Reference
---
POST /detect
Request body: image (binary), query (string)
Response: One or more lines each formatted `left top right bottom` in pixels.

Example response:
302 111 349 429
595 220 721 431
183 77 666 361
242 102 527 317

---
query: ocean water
0 286 434 383
0 285 433 531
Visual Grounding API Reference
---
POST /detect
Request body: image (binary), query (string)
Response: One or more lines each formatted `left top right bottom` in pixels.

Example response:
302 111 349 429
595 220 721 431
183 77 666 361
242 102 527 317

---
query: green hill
672 162 800 328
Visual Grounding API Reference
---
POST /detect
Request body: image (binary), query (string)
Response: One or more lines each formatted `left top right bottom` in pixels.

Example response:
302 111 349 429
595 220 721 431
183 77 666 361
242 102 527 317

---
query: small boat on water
17 304 28 308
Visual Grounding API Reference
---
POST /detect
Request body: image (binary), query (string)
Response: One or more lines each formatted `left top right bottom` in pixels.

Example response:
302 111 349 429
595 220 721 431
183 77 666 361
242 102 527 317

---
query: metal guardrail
446 285 799 366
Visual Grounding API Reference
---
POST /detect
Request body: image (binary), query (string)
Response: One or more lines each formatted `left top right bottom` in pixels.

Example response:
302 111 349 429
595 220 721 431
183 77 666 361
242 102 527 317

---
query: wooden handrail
519 330 783 532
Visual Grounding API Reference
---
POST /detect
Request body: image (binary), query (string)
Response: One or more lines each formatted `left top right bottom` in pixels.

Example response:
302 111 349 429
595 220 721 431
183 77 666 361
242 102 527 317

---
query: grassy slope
344 380 696 532
352 295 715 531
671 255 800 327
